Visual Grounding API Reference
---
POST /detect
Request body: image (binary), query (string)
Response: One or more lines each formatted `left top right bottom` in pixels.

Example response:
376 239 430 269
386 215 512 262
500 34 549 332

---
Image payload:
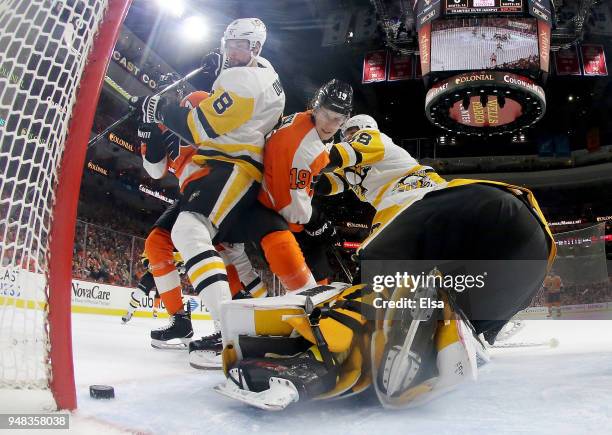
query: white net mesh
0 0 110 392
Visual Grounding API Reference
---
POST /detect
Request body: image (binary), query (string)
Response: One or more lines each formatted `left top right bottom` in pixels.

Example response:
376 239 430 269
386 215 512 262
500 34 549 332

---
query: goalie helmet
221 18 267 58
312 79 353 116
341 114 378 140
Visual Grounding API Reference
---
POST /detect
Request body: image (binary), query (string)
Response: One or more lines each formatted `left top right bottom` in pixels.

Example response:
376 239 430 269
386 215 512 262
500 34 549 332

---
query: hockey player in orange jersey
258 79 354 283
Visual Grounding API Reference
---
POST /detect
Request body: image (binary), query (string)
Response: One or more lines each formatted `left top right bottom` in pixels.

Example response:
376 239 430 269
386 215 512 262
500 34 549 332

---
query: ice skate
150 311 193 350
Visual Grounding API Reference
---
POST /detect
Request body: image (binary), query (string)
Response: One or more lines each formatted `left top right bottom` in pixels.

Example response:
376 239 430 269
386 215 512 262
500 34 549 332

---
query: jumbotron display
416 0 552 135
445 0 524 15
431 18 539 72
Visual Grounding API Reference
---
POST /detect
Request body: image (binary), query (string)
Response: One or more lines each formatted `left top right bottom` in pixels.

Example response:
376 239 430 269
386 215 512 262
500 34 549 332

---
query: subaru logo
188 298 199 311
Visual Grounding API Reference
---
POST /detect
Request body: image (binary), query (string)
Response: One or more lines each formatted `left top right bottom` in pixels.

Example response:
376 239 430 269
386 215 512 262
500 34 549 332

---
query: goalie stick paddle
86 66 204 149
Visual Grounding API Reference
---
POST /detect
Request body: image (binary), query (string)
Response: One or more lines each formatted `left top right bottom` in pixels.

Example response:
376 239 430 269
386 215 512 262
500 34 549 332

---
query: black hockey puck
89 385 115 399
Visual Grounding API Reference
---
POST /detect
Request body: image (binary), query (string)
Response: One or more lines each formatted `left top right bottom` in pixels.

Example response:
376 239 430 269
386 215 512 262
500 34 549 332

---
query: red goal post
0 0 132 410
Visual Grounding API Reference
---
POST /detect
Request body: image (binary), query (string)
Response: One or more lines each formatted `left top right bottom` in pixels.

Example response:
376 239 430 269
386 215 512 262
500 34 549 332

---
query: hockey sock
128 288 146 314
226 263 243 297
145 227 184 315
172 212 231 321
160 287 184 315
260 231 316 292
244 276 267 298
218 243 267 297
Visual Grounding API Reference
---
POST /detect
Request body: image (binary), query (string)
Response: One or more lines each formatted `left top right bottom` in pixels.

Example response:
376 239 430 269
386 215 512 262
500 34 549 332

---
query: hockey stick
87 67 205 149
330 246 353 283
489 338 559 349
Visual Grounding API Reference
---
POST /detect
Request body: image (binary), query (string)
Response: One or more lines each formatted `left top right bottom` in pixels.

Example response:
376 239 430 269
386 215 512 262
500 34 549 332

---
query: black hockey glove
304 207 337 242
138 122 166 163
130 95 164 124
201 49 223 78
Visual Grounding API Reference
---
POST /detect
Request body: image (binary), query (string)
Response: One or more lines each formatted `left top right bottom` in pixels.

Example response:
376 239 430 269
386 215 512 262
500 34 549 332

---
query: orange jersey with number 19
258 111 329 230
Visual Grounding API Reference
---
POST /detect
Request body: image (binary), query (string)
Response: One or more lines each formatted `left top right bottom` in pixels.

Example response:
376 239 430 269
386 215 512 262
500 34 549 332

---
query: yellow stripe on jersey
190 261 227 284
209 166 254 227
348 129 386 166
335 142 354 167
192 154 263 182
327 172 346 195
199 141 263 156
187 86 255 144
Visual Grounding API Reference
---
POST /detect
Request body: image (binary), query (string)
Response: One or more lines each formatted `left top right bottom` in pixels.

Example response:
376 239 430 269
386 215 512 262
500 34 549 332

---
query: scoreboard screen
445 0 524 15
431 17 539 73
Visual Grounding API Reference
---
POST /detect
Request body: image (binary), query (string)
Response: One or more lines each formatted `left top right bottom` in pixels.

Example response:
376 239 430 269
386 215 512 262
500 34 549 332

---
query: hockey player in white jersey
132 18 317 369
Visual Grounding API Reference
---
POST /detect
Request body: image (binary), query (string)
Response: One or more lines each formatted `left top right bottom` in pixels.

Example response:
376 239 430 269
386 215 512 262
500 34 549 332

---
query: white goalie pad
214 375 300 411
219 283 350 359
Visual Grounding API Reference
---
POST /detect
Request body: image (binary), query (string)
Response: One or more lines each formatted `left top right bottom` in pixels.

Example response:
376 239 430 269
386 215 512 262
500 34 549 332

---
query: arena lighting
181 16 208 43
156 0 185 18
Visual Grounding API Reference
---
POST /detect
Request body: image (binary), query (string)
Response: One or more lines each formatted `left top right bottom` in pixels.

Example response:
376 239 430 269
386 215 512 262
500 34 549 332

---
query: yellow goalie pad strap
284 316 347 353
222 343 238 376
315 343 363 400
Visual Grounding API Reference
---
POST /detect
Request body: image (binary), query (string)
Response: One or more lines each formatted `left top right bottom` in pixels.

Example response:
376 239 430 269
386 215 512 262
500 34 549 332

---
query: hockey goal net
0 0 130 410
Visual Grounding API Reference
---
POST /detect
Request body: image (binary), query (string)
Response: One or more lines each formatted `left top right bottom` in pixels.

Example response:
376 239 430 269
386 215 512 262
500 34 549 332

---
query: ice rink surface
54 312 612 435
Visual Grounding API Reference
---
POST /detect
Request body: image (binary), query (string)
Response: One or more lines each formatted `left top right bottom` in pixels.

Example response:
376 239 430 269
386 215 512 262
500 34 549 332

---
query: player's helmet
341 114 378 140
158 72 185 99
312 79 353 116
222 18 267 57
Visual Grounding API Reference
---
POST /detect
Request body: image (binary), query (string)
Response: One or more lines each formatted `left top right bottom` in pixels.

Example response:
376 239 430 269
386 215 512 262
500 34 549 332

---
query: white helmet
222 18 267 58
342 114 378 140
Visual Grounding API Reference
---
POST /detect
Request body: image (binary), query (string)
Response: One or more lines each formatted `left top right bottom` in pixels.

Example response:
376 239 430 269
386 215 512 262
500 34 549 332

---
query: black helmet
312 79 353 116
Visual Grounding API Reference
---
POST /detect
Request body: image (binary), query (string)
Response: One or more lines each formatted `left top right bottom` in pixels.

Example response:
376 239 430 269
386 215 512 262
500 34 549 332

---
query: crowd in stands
0 186 572 308
531 278 612 306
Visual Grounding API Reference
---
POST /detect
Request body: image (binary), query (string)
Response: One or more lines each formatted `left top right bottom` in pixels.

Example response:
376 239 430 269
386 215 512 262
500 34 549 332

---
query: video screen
444 0 524 15
431 17 539 72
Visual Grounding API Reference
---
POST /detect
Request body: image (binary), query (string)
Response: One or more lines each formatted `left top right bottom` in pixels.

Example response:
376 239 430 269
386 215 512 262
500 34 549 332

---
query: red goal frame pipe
47 0 132 410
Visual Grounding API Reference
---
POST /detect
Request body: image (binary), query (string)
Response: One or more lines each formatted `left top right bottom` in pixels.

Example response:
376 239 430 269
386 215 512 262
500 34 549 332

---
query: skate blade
151 338 190 350
189 350 222 370
214 377 299 411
